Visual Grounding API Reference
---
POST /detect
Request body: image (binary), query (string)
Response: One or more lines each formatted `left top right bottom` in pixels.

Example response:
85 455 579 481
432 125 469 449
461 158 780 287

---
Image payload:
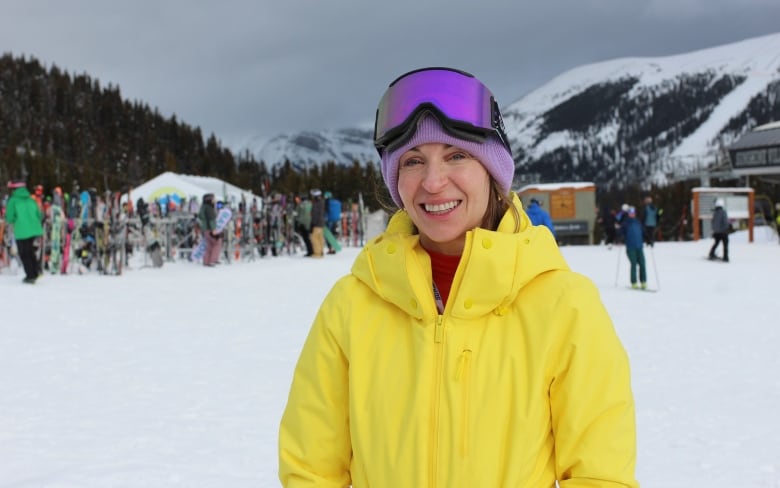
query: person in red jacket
279 67 638 487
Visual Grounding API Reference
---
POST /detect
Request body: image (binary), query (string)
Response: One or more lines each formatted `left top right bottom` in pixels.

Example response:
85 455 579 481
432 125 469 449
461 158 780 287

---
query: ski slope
1 228 779 487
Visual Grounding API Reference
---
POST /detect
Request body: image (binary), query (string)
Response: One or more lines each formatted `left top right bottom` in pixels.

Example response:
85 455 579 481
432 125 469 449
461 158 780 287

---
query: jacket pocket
455 349 472 457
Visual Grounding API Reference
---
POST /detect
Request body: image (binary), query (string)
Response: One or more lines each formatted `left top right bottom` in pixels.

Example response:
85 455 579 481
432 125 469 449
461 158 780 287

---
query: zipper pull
434 315 444 343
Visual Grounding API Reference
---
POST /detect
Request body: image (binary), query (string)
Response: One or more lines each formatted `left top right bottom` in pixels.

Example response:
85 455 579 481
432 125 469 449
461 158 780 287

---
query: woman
279 67 638 487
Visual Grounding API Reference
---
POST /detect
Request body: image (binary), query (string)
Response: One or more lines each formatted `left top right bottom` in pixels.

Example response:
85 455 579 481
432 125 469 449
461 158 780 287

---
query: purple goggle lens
373 67 510 156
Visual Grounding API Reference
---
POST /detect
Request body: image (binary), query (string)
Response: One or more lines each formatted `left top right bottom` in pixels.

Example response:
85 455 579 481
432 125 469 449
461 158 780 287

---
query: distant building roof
516 182 595 192
728 122 780 151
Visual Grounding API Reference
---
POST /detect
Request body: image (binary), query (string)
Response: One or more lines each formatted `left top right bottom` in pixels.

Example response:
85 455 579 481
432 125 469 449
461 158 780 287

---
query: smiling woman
393 118 499 255
278 67 639 488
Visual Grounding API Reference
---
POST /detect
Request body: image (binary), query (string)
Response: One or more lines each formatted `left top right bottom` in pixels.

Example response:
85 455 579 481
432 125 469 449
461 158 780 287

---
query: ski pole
649 244 661 291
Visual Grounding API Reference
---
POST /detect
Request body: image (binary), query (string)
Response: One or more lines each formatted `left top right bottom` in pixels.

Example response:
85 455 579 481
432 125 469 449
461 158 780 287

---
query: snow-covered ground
1 227 779 487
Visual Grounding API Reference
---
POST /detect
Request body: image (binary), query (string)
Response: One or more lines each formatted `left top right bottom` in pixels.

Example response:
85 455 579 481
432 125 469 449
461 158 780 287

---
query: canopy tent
124 172 263 208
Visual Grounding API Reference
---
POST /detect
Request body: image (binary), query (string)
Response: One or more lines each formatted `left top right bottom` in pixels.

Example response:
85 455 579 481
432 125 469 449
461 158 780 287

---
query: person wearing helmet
709 198 730 262
279 67 638 487
5 179 44 283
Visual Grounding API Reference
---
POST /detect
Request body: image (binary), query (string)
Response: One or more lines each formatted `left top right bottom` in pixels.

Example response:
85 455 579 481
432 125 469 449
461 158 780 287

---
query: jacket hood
11 187 32 198
351 193 569 319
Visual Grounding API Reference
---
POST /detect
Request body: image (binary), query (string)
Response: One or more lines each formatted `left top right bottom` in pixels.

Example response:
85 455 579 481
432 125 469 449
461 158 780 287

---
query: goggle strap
377 108 490 156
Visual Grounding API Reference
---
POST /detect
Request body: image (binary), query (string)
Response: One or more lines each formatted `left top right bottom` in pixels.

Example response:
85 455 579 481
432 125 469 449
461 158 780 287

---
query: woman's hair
482 180 517 232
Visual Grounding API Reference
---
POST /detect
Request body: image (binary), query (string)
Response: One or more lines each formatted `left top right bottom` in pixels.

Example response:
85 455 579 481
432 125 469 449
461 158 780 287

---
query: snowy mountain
505 32 780 188
240 32 780 188
241 125 378 171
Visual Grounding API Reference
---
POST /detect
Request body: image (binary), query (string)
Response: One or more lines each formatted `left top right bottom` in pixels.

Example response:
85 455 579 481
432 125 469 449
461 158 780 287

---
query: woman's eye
448 151 471 161
401 157 422 167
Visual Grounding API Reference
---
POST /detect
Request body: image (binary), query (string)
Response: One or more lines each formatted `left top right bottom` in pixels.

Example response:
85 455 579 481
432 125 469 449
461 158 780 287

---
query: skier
5 179 44 283
614 202 630 244
708 198 730 262
620 206 647 289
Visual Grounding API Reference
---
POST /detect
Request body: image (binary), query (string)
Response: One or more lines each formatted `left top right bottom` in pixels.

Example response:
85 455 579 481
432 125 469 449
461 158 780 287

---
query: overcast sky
2 0 779 151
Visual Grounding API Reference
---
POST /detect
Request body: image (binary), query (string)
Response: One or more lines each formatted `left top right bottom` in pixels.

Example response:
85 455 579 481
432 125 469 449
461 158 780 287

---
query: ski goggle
373 67 511 156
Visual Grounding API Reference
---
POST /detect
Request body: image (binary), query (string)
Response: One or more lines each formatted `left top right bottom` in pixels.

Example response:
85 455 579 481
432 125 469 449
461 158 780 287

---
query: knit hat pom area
380 115 514 207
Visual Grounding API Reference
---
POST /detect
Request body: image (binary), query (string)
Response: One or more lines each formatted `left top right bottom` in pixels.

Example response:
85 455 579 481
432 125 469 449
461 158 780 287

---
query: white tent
125 172 263 208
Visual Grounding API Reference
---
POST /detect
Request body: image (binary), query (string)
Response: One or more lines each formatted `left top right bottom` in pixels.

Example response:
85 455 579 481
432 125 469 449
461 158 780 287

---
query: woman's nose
421 160 448 193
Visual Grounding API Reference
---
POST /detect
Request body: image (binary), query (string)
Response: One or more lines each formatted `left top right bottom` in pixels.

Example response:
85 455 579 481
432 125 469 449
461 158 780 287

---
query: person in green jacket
5 179 44 283
293 193 314 256
279 67 638 487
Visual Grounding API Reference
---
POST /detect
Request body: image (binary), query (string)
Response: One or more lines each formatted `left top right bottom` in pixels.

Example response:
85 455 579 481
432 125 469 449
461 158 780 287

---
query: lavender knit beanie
380 115 514 207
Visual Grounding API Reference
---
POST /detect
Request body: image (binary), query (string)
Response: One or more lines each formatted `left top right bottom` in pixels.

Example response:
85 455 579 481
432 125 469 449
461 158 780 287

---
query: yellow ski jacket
279 195 638 487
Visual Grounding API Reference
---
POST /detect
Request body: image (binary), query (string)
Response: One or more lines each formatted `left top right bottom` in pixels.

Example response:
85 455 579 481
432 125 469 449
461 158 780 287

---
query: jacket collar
351 193 569 320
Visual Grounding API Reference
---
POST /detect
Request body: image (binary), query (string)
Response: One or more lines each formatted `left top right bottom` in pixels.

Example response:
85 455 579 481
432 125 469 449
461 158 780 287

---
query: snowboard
80 190 91 221
190 208 232 262
323 226 342 252
61 218 75 274
48 207 64 274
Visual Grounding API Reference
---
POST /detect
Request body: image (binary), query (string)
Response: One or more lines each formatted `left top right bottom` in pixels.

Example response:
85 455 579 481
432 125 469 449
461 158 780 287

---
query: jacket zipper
455 349 472 457
430 314 445 487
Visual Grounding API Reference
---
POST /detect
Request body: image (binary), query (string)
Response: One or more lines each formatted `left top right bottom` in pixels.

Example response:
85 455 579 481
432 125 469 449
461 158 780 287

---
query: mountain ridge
241 32 780 188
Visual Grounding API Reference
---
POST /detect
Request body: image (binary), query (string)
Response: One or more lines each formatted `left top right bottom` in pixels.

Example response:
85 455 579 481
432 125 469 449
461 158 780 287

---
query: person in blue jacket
620 206 647 289
641 195 659 246
525 198 556 238
324 191 341 254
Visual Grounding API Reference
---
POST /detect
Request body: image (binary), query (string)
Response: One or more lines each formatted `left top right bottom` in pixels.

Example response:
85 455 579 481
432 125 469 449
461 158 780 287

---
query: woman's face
397 143 491 255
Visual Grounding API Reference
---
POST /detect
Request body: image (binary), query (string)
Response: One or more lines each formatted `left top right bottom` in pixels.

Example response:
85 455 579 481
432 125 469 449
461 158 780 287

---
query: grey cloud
1 0 779 151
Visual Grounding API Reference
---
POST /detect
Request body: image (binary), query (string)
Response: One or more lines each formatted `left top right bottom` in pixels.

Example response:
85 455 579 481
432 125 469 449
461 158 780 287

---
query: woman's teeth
424 201 459 213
